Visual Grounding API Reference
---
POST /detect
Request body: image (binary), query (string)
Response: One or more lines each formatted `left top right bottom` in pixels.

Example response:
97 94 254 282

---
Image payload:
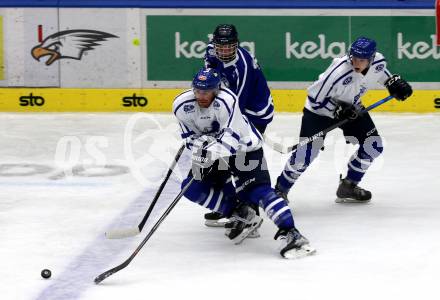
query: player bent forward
203 23 275 227
173 67 315 258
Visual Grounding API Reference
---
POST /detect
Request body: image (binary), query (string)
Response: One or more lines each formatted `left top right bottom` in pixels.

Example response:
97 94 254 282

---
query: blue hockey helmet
349 37 377 61
192 68 221 91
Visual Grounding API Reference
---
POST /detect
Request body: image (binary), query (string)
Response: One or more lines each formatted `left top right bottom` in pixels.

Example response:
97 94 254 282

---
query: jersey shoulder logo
342 76 353 86
213 101 221 109
208 48 216 56
374 64 385 72
252 57 260 69
183 104 195 113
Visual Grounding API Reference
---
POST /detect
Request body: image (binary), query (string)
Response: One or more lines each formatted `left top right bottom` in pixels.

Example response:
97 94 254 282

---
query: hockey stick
95 175 195 284
265 95 394 154
263 134 291 154
105 143 186 239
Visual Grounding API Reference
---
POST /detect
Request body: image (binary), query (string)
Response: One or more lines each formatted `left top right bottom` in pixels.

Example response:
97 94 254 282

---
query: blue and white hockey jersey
205 44 274 127
173 87 263 159
305 52 392 118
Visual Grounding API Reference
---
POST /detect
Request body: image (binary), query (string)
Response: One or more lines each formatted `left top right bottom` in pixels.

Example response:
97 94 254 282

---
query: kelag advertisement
146 15 440 83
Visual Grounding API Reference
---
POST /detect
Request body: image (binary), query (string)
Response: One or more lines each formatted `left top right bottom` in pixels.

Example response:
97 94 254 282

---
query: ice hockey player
275 37 413 203
204 24 274 226
173 67 315 259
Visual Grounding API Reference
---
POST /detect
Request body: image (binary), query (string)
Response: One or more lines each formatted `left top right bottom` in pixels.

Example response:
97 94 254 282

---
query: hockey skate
204 211 229 227
226 205 263 245
225 221 261 239
275 228 316 259
336 176 372 203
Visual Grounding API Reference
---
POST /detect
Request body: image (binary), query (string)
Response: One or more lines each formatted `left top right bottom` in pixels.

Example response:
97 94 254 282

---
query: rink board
0 88 439 112
0 9 439 89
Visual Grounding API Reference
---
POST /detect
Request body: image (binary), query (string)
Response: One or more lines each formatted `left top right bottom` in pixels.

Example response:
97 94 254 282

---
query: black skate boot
225 220 261 239
204 211 228 227
227 204 263 245
336 176 372 203
224 202 261 239
274 228 316 259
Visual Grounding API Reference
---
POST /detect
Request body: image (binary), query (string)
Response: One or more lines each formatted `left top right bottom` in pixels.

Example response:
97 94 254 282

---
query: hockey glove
384 74 413 101
334 103 359 121
191 137 217 181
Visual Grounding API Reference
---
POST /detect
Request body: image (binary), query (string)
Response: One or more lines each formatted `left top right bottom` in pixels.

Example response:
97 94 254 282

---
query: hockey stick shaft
285 95 394 153
95 176 196 284
105 144 186 239
137 144 186 231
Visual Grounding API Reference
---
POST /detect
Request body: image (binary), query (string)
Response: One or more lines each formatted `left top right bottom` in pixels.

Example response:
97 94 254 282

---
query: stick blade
272 141 290 154
94 267 117 284
105 227 140 239
263 134 290 154
94 273 107 284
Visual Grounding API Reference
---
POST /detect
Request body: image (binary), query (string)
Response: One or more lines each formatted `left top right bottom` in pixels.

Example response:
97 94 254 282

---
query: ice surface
0 112 439 300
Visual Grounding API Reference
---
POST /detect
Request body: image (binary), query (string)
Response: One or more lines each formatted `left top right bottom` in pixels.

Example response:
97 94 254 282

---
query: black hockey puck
41 269 51 279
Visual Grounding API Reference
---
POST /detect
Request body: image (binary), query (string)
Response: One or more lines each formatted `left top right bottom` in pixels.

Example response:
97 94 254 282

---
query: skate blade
233 218 263 245
225 228 260 238
335 197 371 204
248 229 261 238
282 245 316 259
205 219 228 227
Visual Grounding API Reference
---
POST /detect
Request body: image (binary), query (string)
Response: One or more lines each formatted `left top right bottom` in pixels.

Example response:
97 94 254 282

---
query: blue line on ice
34 186 157 300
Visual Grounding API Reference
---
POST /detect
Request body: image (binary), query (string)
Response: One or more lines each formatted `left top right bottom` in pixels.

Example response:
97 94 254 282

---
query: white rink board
0 8 142 88
59 8 142 88
0 8 59 87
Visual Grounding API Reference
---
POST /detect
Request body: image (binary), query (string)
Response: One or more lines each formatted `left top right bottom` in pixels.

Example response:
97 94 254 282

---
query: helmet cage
212 24 239 62
213 42 238 62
